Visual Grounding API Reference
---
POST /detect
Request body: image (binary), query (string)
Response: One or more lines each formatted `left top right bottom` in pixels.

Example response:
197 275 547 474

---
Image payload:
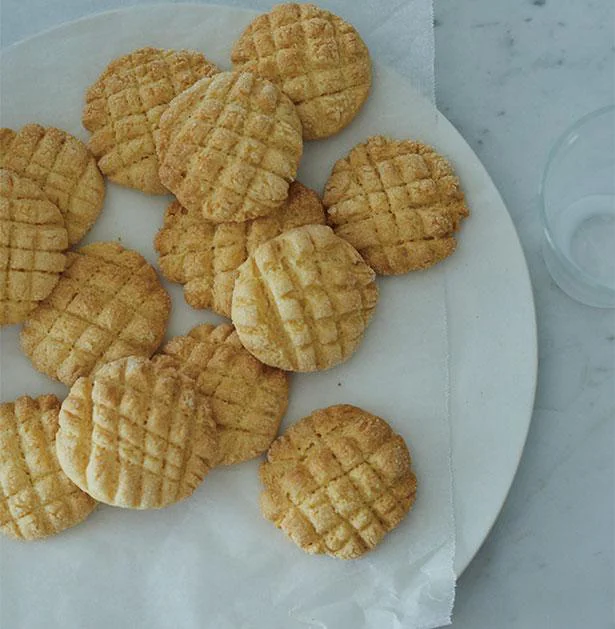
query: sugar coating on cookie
260 404 417 559
1 169 68 325
0 395 97 540
83 47 219 195
231 224 378 372
57 356 218 509
155 181 326 317
324 135 470 275
0 124 105 245
155 323 289 465
157 70 303 223
21 241 170 387
231 3 371 140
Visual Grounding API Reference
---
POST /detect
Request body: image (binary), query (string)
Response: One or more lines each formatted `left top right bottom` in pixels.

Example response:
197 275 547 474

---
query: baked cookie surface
0 169 68 325
83 47 219 194
231 3 371 139
0 124 105 244
155 181 325 317
157 70 303 223
0 395 96 540
260 404 417 558
21 241 170 386
155 323 288 465
231 224 378 372
324 136 469 275
57 356 219 509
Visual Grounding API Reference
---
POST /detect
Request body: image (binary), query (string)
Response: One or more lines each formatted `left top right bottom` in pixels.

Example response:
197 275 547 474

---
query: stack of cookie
1 3 469 559
0 126 106 325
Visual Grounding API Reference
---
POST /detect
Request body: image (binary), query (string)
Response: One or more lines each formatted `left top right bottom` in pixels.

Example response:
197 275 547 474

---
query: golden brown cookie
231 224 378 372
0 124 105 244
56 356 218 509
260 404 417 559
21 242 170 387
83 47 219 195
155 181 326 317
154 323 289 465
1 169 68 325
231 3 371 140
323 135 470 275
0 395 97 540
157 70 303 223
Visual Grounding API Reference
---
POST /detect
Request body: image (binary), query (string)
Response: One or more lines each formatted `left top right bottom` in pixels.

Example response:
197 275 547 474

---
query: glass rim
538 104 615 295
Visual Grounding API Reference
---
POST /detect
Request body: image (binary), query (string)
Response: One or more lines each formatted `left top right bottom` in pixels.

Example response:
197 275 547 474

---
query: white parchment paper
0 4 454 628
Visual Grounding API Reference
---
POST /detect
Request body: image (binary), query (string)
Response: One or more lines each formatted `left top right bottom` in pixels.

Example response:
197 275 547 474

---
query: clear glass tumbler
539 105 615 308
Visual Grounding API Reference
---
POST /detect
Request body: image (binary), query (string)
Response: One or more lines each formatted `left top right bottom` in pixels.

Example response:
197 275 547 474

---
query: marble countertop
2 1 614 627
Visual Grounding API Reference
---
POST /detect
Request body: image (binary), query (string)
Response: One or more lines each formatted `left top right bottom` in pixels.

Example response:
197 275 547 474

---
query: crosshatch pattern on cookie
57 357 219 509
260 404 417 559
0 395 97 540
1 169 68 325
158 71 303 223
21 242 170 387
155 181 326 317
83 47 219 194
324 136 469 275
0 125 105 245
156 323 289 465
231 225 378 372
231 3 371 140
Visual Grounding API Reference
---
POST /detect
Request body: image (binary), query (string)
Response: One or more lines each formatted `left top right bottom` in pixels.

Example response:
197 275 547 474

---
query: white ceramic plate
0 3 536 581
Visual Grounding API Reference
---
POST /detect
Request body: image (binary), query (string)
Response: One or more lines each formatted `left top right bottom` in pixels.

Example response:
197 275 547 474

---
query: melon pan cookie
56 356 219 509
0 124 105 245
155 323 289 465
231 3 371 140
21 241 170 387
324 135 469 275
157 70 303 223
231 224 378 372
83 46 219 194
260 404 417 559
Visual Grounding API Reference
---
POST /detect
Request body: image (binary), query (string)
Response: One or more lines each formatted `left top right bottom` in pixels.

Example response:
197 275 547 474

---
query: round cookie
0 395 97 540
231 224 378 372
83 47 219 194
0 124 105 245
231 3 371 140
323 135 470 275
57 356 219 509
155 323 288 465
21 242 171 387
155 181 326 317
157 70 303 223
260 404 417 559
1 169 68 325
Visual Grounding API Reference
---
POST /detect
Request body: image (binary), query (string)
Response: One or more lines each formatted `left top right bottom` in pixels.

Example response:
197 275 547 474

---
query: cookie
323 136 470 275
1 169 68 325
0 395 97 540
0 124 105 244
157 70 303 223
21 242 170 387
260 404 417 559
83 47 219 194
231 3 371 140
155 181 326 317
231 224 378 372
56 356 218 509
155 323 289 465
